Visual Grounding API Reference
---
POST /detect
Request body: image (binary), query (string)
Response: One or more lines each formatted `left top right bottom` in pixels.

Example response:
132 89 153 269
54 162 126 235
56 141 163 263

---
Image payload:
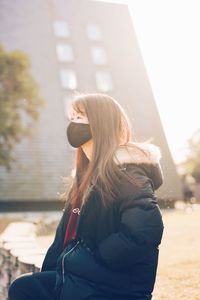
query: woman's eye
70 116 80 120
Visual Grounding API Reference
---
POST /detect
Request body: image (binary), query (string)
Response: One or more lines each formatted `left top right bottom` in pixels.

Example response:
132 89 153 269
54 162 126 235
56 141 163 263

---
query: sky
100 0 199 164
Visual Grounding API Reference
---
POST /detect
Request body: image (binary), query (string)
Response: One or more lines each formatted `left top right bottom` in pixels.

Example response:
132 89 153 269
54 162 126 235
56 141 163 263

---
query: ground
1 202 200 299
153 203 200 300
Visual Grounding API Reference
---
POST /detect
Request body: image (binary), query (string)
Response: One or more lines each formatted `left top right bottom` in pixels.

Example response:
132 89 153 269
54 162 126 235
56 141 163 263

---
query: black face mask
66 121 92 148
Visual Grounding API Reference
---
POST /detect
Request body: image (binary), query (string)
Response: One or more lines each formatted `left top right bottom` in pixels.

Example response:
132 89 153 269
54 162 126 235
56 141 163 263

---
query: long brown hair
60 93 149 210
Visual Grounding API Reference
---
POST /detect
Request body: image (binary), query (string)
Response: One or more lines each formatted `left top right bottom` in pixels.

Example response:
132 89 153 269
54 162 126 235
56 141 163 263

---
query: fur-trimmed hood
114 142 161 166
114 142 163 190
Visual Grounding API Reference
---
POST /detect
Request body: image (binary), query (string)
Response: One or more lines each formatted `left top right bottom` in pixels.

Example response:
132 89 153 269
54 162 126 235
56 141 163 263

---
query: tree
0 45 45 170
185 129 200 182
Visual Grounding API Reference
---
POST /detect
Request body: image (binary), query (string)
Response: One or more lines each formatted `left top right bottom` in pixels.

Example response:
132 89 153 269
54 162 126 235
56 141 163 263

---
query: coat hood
114 142 163 190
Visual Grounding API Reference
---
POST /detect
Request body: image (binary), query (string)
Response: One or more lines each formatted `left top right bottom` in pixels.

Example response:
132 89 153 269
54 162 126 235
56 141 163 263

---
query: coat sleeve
93 199 164 271
40 207 68 272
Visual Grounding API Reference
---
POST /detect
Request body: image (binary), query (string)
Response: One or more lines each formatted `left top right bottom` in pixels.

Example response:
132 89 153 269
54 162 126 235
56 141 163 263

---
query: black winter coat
41 144 164 300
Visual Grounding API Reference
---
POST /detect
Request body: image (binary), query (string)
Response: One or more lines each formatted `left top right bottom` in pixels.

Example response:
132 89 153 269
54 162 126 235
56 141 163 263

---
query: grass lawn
153 204 200 300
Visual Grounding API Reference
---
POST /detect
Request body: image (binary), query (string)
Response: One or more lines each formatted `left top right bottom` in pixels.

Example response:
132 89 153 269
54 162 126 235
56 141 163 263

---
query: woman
8 93 164 300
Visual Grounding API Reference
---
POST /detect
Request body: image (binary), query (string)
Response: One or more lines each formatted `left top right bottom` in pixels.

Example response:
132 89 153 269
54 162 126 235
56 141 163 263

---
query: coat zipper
62 240 80 284
61 202 86 284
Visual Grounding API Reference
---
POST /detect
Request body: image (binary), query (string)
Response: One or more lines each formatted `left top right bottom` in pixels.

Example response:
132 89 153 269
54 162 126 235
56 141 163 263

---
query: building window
91 47 107 65
63 95 71 117
95 71 113 92
60 70 77 90
56 44 74 62
53 21 70 38
86 24 102 41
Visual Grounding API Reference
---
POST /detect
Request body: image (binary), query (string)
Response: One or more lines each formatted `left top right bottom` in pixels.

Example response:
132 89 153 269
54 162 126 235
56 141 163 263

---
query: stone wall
0 245 41 300
0 222 46 300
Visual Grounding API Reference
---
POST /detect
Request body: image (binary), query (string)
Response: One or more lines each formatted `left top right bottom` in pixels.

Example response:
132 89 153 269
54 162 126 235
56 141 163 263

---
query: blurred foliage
0 45 45 171
185 129 200 182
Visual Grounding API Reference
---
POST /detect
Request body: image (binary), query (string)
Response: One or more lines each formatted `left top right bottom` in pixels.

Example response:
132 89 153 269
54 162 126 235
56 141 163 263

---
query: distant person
8 93 164 300
181 173 195 205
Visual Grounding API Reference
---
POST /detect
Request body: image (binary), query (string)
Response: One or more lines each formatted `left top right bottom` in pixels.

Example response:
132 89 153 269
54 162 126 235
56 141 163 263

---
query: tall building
0 0 182 209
